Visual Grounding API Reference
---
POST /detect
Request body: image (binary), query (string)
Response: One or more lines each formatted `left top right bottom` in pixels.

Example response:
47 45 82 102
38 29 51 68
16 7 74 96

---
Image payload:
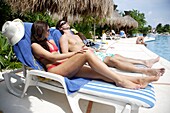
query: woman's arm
31 43 76 62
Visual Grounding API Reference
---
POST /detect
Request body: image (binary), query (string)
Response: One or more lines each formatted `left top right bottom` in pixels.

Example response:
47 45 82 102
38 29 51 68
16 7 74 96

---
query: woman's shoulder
31 42 39 46
31 42 42 49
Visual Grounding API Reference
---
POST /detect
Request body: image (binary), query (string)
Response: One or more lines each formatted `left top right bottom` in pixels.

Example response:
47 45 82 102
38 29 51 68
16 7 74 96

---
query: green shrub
21 12 56 27
0 0 14 29
0 32 22 71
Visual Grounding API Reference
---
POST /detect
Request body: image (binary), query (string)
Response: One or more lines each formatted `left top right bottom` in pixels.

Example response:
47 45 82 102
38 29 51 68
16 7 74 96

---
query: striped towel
79 80 155 108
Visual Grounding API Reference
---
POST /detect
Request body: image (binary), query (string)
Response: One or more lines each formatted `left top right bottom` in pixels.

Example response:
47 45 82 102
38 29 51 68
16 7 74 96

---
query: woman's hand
74 46 91 54
83 46 95 52
75 48 88 54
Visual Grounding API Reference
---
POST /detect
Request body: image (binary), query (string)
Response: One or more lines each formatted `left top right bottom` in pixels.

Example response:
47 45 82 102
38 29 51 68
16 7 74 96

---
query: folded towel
64 77 90 95
13 22 43 70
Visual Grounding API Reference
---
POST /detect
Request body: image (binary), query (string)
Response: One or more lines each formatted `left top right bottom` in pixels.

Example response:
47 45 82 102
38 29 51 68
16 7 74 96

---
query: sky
113 0 170 28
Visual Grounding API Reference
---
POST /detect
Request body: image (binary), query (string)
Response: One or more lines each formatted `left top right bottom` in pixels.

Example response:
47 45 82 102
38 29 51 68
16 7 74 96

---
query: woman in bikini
31 21 165 89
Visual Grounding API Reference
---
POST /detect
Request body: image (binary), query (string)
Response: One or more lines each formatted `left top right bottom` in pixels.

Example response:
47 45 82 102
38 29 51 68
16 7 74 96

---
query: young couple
31 20 165 89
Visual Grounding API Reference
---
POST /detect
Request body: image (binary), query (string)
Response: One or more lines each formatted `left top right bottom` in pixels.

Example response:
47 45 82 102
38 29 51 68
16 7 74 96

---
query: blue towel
91 42 101 49
65 77 90 95
13 22 43 70
13 22 90 94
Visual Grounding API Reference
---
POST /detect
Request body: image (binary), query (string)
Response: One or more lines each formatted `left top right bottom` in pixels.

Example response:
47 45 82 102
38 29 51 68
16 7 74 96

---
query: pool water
145 34 170 61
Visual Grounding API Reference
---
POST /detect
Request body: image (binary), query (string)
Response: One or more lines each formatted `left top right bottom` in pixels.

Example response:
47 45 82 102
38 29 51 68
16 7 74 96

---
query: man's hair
56 20 63 29
56 19 66 34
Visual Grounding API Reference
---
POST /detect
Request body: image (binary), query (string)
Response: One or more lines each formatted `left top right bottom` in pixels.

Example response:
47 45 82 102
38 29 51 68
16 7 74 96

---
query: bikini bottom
47 62 62 71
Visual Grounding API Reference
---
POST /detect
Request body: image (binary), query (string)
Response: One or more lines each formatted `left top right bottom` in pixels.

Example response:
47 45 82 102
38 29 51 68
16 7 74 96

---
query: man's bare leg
113 54 160 68
104 56 165 76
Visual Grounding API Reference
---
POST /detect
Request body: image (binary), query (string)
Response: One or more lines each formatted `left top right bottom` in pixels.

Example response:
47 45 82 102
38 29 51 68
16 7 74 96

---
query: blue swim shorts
94 52 114 61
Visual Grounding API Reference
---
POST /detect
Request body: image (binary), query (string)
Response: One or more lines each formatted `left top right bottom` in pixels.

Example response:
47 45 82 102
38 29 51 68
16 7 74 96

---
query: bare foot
115 79 141 89
115 71 163 89
144 68 165 76
138 76 161 88
145 56 160 68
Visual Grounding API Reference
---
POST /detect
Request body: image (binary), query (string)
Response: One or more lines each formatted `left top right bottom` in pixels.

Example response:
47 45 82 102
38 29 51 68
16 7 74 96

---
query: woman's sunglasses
47 29 50 32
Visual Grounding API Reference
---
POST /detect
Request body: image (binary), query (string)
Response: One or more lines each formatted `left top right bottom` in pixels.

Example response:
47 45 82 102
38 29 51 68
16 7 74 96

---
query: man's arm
59 35 69 53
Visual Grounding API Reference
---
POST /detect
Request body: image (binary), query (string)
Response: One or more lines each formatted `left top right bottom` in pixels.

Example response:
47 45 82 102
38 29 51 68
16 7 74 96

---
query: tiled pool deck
0 38 170 113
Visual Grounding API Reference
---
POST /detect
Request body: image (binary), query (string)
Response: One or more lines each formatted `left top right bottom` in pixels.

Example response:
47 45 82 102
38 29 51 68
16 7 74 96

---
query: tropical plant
156 23 163 33
162 24 170 33
0 33 22 71
0 0 13 28
155 23 170 34
130 10 146 27
129 9 147 34
73 20 93 39
20 12 56 27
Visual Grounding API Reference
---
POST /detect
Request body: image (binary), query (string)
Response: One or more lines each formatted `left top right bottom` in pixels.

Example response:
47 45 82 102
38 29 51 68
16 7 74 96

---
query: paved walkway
0 38 170 113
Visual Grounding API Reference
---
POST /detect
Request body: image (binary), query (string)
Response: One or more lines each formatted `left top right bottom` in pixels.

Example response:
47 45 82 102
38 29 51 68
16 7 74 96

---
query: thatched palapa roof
6 0 114 21
105 4 126 29
111 11 126 28
123 15 138 28
123 11 138 28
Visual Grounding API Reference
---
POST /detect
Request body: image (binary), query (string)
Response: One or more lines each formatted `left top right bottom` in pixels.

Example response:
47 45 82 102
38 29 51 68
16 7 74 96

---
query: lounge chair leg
3 72 24 97
114 104 129 113
131 105 139 113
21 74 36 98
86 101 93 113
67 96 83 113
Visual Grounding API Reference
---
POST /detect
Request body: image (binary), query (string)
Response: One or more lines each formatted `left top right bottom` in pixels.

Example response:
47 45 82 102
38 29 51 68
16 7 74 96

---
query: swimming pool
145 34 170 61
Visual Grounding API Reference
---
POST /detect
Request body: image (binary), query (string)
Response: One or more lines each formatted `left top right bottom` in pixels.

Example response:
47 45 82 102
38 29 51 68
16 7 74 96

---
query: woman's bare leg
104 56 165 76
74 66 163 89
120 74 161 88
113 54 160 68
49 53 88 77
76 66 163 89
74 66 113 82
49 52 141 89
49 51 164 89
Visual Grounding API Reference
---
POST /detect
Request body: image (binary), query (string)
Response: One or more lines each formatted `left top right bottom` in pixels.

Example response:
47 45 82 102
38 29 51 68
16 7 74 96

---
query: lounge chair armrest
27 70 67 92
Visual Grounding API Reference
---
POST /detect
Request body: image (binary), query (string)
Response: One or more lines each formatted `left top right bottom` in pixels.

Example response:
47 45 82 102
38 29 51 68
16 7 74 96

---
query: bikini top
38 41 59 60
47 40 59 52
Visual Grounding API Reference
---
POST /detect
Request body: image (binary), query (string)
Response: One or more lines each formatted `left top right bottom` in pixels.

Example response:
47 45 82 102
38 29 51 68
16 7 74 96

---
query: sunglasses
47 29 50 32
59 21 67 27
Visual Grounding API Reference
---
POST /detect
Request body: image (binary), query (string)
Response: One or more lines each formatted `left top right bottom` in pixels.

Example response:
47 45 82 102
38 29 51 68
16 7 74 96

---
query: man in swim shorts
52 20 162 76
94 51 114 62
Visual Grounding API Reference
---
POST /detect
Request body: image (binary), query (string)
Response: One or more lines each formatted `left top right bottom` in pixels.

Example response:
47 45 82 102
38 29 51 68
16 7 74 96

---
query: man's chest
68 36 83 45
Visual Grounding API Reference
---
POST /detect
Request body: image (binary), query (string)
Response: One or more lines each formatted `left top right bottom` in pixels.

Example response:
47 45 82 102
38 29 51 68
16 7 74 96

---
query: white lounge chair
3 22 156 113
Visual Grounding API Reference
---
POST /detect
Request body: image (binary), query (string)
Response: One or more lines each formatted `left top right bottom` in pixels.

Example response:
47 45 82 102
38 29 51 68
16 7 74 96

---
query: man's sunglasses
59 21 67 27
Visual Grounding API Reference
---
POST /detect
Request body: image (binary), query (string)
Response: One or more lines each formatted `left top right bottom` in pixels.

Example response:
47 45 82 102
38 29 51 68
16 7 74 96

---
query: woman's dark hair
31 21 50 51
